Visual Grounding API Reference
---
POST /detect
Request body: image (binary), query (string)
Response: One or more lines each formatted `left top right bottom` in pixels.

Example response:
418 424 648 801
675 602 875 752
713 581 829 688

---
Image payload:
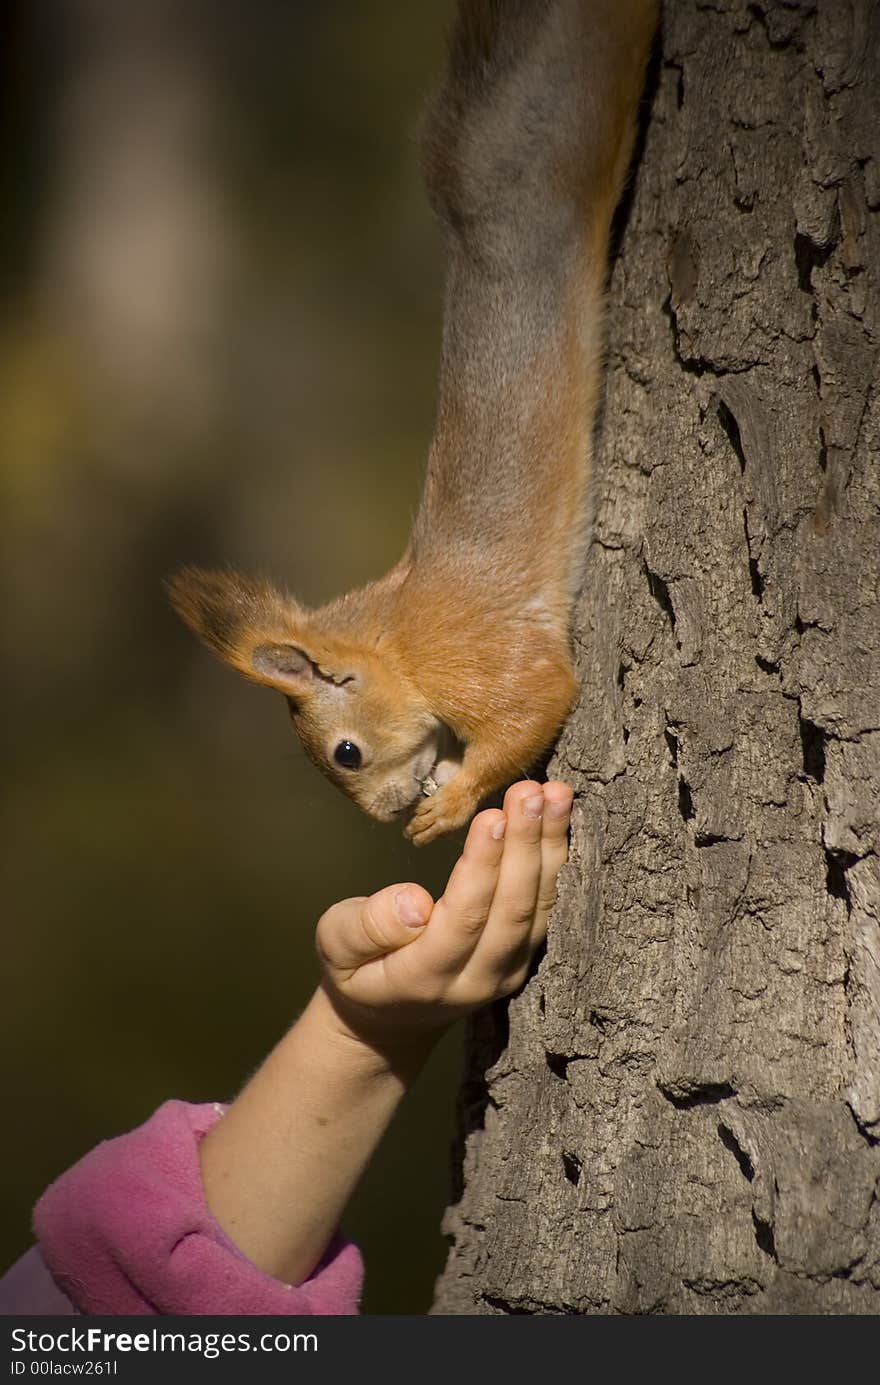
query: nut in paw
405 782 477 845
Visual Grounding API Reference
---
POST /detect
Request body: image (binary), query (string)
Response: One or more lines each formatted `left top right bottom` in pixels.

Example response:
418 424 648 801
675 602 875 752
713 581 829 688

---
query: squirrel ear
251 641 356 695
167 566 355 696
251 642 319 693
167 566 307 691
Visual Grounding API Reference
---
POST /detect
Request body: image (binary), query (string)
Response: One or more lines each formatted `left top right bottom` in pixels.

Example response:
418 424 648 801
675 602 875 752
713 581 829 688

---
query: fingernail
491 816 507 840
395 888 428 928
547 795 573 819
523 793 544 820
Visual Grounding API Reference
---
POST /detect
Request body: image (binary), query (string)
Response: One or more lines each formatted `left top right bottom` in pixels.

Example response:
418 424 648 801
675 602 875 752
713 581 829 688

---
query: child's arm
12 778 570 1315
198 779 572 1288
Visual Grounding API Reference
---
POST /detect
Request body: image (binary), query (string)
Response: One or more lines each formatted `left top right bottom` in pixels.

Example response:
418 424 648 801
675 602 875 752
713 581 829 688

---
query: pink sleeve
32 1100 363 1316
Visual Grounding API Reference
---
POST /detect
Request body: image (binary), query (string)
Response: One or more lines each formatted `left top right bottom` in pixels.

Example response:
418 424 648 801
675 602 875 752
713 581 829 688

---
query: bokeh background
2 0 464 1314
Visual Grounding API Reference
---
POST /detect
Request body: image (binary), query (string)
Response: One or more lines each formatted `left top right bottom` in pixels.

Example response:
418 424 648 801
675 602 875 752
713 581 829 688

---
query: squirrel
169 0 658 845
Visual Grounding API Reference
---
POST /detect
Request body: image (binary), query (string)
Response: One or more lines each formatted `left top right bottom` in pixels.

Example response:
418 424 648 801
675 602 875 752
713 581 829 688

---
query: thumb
317 883 434 971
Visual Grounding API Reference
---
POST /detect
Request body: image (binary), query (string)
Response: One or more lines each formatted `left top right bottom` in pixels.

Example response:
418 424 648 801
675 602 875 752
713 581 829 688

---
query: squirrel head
168 566 447 823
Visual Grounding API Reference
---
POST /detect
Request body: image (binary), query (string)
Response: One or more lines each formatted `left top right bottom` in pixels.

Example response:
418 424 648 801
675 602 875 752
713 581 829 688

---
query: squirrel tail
422 0 658 276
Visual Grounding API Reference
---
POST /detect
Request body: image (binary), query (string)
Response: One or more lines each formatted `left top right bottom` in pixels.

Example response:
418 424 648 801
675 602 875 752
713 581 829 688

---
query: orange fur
169 1 658 844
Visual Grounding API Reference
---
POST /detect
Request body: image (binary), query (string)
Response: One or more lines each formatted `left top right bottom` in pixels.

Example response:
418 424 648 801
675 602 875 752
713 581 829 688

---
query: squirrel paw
405 780 479 846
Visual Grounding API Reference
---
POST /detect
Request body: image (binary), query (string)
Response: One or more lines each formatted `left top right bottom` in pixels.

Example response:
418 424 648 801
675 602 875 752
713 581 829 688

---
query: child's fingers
316 883 434 974
463 782 546 983
530 781 573 949
414 807 507 975
466 781 572 987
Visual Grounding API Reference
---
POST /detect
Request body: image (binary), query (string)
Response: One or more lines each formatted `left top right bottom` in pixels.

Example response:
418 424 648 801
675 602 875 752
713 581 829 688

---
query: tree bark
433 0 880 1315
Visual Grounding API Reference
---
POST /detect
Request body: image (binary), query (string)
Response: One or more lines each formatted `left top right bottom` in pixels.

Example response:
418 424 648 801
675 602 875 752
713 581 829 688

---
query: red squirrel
170 0 658 845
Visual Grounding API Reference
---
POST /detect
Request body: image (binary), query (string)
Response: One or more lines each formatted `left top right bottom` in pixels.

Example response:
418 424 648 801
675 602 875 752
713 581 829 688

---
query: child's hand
317 780 573 1063
199 779 573 1285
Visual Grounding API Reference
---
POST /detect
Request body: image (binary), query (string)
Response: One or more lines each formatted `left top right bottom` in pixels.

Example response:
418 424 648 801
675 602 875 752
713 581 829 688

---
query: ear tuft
168 566 288 652
166 566 355 696
167 567 251 658
166 566 305 680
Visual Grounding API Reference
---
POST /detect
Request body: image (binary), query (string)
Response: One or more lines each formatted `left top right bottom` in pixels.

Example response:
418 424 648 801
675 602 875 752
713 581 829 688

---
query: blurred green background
1 0 464 1314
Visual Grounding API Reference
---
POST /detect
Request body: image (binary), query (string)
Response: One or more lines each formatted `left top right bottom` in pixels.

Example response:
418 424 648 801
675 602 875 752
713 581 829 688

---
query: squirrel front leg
405 649 579 846
405 755 504 847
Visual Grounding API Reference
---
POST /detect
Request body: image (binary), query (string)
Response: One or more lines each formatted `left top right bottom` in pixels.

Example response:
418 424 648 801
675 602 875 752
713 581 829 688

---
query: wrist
314 982 440 1085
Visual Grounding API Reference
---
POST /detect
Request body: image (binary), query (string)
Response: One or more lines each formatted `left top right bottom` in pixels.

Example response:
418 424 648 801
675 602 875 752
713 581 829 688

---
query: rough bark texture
433 0 880 1315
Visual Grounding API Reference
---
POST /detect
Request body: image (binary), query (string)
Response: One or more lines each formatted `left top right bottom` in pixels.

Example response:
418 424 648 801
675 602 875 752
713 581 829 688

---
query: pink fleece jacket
0 1101 363 1316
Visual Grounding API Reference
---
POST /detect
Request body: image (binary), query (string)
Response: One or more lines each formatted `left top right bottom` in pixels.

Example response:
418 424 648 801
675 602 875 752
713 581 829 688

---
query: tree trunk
433 0 880 1315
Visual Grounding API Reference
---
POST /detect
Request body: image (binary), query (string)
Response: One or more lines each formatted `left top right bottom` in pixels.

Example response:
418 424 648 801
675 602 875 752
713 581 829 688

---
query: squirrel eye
333 739 362 771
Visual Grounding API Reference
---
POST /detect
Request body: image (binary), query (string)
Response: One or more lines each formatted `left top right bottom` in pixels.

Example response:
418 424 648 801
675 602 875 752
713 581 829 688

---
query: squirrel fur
169 0 658 845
